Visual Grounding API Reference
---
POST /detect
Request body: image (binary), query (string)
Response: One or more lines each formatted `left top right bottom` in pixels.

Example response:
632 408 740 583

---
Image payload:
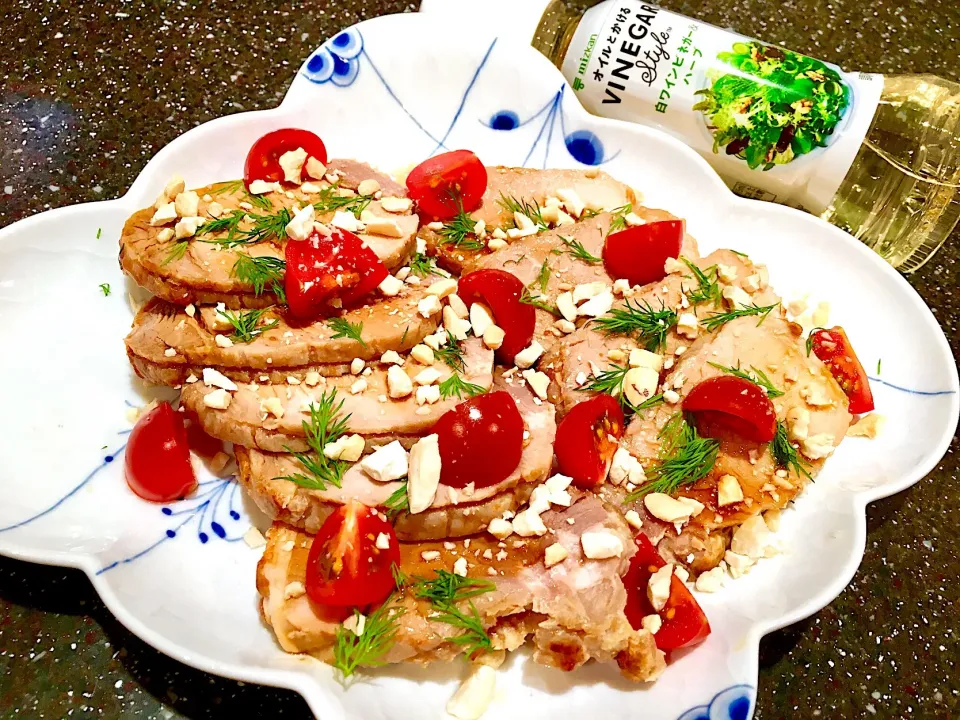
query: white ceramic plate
0 13 956 720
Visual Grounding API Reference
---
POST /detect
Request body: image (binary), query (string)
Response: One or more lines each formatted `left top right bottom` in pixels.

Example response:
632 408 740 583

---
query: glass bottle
422 0 960 272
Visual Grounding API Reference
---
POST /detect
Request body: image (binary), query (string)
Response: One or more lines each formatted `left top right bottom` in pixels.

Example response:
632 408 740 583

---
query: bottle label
561 2 883 214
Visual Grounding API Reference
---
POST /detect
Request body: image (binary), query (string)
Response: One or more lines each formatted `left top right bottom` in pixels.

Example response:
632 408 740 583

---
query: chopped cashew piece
580 531 624 559
446 664 496 720
150 202 178 226
522 370 550 400
644 493 702 523
203 389 232 410
544 543 569 567
487 518 513 540
278 147 308 184
482 325 505 350
360 440 409 482
513 341 544 369
647 565 673 612
695 566 726 593
847 414 886 438
408 435 441 514
174 190 200 218
717 474 744 506
387 366 413 398
629 348 664 371
469 302 495 337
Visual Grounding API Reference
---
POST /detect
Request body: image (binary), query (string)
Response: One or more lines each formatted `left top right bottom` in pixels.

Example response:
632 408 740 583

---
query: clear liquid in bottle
530 0 960 272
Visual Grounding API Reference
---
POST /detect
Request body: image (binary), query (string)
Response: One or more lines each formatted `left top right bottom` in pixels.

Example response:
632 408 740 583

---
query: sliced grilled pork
180 338 494 452
257 493 665 680
236 379 555 540
125 288 439 386
119 161 417 309
543 249 757 416
616 311 852 571
420 167 635 275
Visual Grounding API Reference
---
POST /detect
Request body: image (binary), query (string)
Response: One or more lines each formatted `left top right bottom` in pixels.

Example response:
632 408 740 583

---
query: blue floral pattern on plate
302 27 364 87
484 86 617 167
678 685 754 720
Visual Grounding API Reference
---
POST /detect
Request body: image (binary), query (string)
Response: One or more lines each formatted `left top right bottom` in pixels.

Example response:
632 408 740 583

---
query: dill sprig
210 179 244 196
592 299 678 352
210 179 272 210
312 183 374 219
497 193 549 231
327 318 366 347
431 602 492 657
277 390 351 490
333 600 405 679
607 203 633 235
580 365 664 413
410 570 496 605
682 258 722 307
98 283 111 297
439 373 486 400
232 253 286 303
519 288 560 316
559 235 601 264
770 420 812 480
434 332 466 372
383 482 409 519
532 259 551 294
626 414 719 501
805 327 827 357
408 251 438 278
198 206 293 248
217 307 279 343
580 364 630 398
709 362 784 397
702 302 779 333
163 239 190 265
634 393 664 411
437 206 484 251
411 571 495 658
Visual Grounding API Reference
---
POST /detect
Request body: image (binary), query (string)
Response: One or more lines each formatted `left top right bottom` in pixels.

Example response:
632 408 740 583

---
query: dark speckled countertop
1 0 957 717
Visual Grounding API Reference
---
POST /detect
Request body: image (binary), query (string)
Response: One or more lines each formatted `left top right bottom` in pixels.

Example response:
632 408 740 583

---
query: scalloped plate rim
0 11 957 720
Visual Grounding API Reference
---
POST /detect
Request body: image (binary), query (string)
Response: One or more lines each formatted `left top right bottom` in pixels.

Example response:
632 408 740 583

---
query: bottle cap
418 0 552 47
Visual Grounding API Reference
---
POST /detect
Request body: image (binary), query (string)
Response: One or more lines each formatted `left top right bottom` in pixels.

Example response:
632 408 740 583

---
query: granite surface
0 0 957 717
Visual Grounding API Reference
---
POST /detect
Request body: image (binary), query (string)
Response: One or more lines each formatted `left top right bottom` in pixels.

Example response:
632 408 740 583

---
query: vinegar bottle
422 0 960 272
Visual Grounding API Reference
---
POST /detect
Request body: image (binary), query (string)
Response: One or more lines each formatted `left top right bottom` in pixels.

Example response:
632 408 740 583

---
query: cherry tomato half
808 327 874 414
554 395 625 489
125 402 197 503
457 269 535 365
305 500 401 608
683 375 777 443
405 150 487 220
622 534 711 652
603 220 684 288
433 391 524 489
243 128 328 187
284 226 388 320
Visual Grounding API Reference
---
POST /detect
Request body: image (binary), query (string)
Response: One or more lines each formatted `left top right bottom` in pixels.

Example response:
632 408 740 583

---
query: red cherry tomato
124 402 197 503
683 375 777 443
243 129 328 188
554 395 625 489
457 269 535 364
284 226 388 319
405 150 487 220
603 220 684 287
808 327 874 414
622 534 711 652
433 392 524 489
305 500 401 607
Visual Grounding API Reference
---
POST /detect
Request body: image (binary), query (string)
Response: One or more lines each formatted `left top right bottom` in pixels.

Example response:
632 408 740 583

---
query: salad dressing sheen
423 0 960 272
